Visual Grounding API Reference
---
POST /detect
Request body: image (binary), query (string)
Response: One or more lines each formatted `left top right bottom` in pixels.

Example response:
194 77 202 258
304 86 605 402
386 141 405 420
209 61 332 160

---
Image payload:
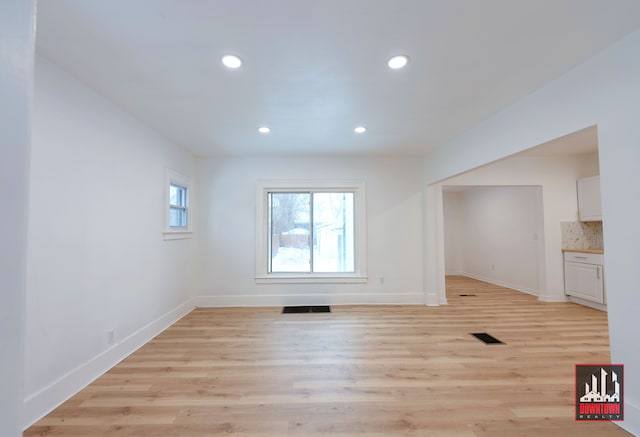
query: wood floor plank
24 276 631 436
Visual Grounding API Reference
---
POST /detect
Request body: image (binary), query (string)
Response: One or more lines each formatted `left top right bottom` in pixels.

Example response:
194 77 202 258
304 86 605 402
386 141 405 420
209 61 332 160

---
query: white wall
442 191 463 275
444 186 541 295
424 30 640 435
0 1 35 435
197 156 424 305
23 56 197 427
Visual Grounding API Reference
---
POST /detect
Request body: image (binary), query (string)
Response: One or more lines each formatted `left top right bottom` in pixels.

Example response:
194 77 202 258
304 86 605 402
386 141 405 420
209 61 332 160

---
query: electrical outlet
107 330 115 345
491 264 495 271
379 277 385 285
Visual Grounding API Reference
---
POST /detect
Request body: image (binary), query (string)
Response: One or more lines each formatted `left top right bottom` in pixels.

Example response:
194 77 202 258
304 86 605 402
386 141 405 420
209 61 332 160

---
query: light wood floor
25 276 630 436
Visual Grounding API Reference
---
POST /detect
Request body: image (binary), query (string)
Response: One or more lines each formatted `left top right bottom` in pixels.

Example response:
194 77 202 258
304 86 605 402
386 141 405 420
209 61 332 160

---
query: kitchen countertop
562 248 604 254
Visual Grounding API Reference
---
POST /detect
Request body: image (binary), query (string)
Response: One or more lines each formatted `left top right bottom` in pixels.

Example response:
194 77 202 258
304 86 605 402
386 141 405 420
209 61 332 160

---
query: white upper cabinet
577 175 602 221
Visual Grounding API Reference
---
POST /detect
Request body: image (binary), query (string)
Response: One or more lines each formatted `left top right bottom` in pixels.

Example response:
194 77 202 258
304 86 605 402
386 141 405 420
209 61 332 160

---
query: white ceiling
36 1 640 157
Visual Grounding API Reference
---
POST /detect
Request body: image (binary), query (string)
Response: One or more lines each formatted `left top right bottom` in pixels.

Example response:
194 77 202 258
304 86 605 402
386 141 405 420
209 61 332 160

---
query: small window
164 169 193 240
256 181 367 283
169 183 188 228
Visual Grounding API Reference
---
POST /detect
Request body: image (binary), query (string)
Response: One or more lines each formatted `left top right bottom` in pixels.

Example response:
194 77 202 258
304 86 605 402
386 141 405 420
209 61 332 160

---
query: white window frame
164 168 193 240
256 180 367 283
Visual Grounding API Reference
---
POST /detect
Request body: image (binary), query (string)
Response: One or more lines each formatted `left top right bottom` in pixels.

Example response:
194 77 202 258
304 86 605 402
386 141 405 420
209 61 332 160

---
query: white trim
194 292 423 307
163 230 194 241
164 168 193 239
537 289 570 303
255 180 367 282
22 299 196 430
255 275 367 284
566 295 606 311
458 272 540 297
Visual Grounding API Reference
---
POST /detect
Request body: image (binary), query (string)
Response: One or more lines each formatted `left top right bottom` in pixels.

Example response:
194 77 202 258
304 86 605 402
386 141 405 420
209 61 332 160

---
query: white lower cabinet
564 252 604 304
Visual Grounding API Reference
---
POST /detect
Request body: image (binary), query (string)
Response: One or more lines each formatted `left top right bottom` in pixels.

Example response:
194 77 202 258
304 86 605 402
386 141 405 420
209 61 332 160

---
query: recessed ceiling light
258 126 271 134
388 55 409 69
354 126 367 134
222 55 243 69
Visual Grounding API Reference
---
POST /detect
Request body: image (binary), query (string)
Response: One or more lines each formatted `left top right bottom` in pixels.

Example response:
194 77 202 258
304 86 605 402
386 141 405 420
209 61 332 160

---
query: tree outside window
268 192 354 273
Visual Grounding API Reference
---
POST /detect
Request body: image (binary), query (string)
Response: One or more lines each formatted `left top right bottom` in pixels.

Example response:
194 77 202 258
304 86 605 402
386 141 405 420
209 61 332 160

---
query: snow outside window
169 183 188 228
256 181 367 283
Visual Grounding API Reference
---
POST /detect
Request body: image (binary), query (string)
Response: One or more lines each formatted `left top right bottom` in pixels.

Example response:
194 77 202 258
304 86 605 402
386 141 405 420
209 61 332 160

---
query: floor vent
459 294 477 297
282 306 331 314
471 332 504 344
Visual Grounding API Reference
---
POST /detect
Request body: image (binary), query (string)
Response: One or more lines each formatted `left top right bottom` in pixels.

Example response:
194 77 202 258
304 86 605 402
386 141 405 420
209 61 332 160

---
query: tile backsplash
561 221 603 250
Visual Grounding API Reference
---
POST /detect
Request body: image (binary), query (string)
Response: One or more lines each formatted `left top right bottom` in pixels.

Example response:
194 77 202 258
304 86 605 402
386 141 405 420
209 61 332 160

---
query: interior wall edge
616 398 639 435
22 298 196 430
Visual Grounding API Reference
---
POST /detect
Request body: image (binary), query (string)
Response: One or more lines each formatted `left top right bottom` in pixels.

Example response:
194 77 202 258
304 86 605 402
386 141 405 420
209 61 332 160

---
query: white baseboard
566 296 606 311
617 397 639 435
458 272 540 297
536 286 568 302
22 298 196 430
194 292 424 307
537 293 569 303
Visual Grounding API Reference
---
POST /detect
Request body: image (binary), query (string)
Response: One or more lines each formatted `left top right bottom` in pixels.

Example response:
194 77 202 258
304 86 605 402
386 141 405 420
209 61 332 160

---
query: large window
256 181 366 282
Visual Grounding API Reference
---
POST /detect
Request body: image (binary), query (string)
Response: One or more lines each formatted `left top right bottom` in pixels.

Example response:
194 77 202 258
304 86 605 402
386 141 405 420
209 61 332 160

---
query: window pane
169 206 187 228
312 192 355 273
269 192 310 272
170 183 187 207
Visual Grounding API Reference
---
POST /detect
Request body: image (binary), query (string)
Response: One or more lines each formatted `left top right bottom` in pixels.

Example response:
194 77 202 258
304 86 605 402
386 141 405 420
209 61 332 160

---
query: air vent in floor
282 306 331 313
470 332 504 344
